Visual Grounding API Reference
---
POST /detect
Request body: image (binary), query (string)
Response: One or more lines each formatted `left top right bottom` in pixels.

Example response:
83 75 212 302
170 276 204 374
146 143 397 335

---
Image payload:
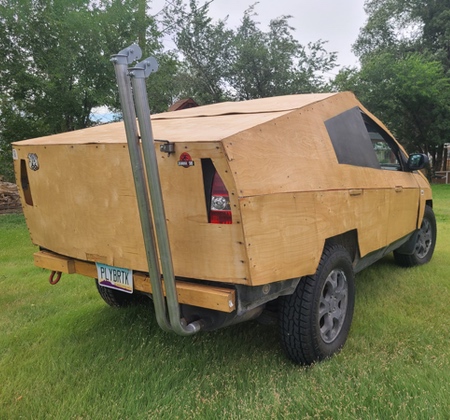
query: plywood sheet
240 192 321 285
13 93 339 147
240 188 395 285
386 188 420 244
14 141 249 284
14 112 291 146
313 189 390 257
224 92 397 197
152 93 337 119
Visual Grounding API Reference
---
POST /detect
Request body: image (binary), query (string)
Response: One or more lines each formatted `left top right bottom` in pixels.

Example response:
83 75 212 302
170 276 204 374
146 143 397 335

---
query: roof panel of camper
14 93 337 145
152 93 336 119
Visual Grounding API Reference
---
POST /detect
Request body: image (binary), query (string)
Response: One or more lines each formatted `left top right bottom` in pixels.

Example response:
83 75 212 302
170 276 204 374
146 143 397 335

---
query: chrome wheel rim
415 218 433 259
319 269 348 344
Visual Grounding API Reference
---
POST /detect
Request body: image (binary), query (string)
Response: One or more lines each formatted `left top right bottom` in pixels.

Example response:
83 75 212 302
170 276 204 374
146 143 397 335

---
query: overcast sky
151 0 368 72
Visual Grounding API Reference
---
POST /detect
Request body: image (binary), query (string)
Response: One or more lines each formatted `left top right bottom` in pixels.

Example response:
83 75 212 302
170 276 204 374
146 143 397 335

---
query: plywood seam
151 93 338 121
237 186 416 200
153 110 289 120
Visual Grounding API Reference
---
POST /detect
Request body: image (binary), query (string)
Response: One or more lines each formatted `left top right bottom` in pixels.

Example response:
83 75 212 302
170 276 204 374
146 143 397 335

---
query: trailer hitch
111 45 201 336
49 271 62 285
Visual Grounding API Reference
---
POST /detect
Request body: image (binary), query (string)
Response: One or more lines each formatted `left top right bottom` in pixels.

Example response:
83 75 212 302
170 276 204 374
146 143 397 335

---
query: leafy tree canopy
0 0 175 180
334 52 450 153
163 0 337 104
336 0 450 172
354 0 450 68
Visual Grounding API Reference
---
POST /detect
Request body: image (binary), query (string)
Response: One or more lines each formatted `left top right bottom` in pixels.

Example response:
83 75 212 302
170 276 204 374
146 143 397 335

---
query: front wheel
279 244 355 365
394 205 437 267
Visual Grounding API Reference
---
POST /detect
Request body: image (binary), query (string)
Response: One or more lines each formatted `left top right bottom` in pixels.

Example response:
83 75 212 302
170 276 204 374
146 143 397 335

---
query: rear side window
325 107 381 169
325 107 405 171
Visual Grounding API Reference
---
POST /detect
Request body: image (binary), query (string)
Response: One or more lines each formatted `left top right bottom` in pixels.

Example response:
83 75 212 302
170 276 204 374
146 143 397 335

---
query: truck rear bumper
34 250 236 313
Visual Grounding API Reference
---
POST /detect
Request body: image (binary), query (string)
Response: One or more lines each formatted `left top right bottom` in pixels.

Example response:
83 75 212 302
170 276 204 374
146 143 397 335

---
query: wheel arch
324 229 359 265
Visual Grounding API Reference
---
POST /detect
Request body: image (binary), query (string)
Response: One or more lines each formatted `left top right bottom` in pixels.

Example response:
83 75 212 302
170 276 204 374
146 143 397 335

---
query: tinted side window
325 107 381 169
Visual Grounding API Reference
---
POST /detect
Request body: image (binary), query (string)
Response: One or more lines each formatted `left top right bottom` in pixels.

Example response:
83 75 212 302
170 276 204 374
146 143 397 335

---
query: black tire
394 205 437 267
279 245 355 365
95 280 143 307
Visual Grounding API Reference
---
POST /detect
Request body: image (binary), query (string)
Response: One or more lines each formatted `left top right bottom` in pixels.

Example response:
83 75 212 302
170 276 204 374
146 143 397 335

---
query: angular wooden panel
16 141 248 284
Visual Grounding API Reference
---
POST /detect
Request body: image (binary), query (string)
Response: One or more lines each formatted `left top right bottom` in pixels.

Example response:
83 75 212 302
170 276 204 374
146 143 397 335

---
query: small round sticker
177 152 195 168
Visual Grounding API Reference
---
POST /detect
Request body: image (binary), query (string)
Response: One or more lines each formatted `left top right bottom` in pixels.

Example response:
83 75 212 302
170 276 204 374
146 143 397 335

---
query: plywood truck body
13 92 435 362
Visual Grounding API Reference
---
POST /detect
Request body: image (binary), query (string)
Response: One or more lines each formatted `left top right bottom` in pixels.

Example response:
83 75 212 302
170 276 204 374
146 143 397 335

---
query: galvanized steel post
111 45 171 332
129 57 201 335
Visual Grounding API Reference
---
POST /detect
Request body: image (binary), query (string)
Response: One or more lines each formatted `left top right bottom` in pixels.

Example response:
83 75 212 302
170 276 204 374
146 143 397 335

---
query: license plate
96 263 133 294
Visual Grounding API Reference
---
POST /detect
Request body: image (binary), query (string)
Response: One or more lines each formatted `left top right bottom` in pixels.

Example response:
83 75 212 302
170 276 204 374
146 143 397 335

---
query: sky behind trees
151 0 367 71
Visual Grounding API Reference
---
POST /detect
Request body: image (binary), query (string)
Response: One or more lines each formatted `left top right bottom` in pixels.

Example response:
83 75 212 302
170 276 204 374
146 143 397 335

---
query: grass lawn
1 185 449 419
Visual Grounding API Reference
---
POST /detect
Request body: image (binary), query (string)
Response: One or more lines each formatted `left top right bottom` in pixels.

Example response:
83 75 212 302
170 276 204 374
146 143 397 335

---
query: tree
230 6 336 100
1 0 339 181
337 0 450 173
334 52 450 173
0 0 175 181
162 0 235 104
163 1 337 104
354 0 450 72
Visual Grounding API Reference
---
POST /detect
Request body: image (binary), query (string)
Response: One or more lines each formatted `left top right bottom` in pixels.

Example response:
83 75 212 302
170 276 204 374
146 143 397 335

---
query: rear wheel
95 280 145 307
394 205 436 267
279 244 355 365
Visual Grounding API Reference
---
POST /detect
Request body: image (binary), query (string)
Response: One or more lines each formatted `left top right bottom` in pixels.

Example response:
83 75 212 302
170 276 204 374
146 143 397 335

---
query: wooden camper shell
13 92 432 293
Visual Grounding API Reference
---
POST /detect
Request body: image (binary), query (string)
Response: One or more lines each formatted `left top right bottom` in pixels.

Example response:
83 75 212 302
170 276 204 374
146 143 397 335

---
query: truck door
363 117 421 244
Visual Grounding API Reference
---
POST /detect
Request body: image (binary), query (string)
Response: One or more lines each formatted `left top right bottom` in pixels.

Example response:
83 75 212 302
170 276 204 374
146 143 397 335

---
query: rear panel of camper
13 140 250 285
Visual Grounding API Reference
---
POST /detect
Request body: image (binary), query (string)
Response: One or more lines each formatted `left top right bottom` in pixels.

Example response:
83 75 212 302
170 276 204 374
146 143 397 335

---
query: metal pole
111 45 171 332
129 58 201 335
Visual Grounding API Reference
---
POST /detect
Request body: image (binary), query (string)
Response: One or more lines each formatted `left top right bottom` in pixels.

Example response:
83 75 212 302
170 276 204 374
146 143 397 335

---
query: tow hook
49 271 62 285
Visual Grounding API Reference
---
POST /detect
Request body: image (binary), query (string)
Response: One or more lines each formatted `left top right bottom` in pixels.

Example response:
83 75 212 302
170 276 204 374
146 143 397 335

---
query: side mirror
407 153 428 171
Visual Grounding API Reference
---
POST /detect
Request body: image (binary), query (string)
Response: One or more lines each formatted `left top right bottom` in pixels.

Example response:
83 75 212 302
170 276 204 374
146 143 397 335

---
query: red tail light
210 172 232 224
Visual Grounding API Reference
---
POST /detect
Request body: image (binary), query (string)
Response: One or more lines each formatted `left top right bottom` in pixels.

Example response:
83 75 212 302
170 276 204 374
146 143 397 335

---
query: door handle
349 189 363 196
395 186 403 193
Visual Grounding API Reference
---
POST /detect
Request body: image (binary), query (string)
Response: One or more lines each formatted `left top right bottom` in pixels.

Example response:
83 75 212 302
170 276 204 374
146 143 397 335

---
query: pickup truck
12 46 436 364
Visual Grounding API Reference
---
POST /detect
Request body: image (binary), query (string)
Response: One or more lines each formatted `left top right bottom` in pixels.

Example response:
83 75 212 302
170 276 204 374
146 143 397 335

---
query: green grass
1 185 450 419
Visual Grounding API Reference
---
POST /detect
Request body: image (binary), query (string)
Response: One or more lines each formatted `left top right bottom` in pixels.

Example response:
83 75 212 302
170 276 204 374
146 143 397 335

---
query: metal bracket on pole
129 56 159 78
129 57 201 335
111 45 171 333
111 44 142 65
